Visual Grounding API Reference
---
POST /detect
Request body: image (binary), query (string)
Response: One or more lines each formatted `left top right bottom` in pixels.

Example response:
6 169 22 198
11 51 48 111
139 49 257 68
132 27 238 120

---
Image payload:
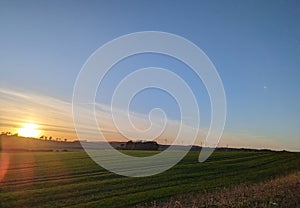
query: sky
0 0 299 151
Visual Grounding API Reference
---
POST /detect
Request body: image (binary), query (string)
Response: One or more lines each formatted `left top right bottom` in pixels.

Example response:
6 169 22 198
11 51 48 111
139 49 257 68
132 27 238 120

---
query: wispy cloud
0 88 75 138
0 88 294 151
0 88 206 144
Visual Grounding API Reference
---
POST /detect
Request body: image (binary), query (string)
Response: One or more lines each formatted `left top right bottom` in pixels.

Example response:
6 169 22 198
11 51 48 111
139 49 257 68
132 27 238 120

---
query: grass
0 150 300 208
138 171 300 208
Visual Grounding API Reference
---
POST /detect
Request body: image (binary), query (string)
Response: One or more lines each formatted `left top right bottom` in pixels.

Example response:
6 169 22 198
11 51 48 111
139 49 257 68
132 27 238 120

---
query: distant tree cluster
39 135 67 142
124 140 159 150
0 132 68 143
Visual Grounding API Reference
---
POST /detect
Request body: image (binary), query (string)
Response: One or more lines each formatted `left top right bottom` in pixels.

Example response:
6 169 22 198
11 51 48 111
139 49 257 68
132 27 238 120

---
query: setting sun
18 123 41 138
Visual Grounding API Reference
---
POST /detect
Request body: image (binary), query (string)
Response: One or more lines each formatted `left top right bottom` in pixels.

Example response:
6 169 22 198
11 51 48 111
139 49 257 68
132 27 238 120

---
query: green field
0 150 300 208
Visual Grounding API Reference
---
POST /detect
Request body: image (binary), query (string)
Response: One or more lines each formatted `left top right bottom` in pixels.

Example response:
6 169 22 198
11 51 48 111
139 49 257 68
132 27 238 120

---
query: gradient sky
0 0 299 150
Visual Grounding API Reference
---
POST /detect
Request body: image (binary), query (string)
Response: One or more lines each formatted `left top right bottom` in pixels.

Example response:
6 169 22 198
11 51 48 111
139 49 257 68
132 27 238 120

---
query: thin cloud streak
0 88 294 151
0 88 205 144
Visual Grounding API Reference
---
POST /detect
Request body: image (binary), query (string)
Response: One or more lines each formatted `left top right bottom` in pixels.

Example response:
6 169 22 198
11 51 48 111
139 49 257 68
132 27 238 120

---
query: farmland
0 150 300 208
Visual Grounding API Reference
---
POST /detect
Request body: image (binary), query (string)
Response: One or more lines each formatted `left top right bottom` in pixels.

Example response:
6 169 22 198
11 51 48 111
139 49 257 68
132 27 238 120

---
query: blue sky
0 0 299 150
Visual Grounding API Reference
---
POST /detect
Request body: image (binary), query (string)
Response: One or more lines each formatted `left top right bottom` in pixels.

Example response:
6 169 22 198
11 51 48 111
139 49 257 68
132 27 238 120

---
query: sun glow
18 123 41 138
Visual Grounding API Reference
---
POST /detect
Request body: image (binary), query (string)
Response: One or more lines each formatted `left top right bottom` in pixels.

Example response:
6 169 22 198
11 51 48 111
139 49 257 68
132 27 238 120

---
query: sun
18 123 41 138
